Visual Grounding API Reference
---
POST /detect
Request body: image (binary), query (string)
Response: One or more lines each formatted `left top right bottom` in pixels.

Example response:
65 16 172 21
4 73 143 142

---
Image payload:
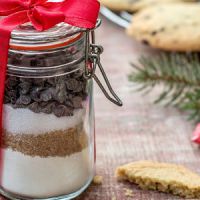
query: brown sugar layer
2 125 88 157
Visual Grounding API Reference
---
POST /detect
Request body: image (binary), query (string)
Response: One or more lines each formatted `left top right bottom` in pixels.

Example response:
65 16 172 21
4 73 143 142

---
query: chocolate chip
19 82 31 95
40 89 53 102
151 31 157 36
41 102 56 114
30 88 41 102
142 40 149 46
151 28 165 36
16 95 31 105
39 101 49 107
65 100 73 108
74 82 83 93
29 102 40 113
72 96 83 109
63 107 73 116
66 78 79 91
48 88 57 99
53 105 71 117
55 82 67 103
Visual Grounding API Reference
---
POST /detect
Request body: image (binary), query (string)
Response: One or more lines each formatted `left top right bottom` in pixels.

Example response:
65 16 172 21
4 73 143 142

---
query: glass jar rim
10 22 84 51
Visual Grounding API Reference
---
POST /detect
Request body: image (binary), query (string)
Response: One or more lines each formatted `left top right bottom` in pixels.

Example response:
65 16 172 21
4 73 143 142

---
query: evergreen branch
129 53 200 121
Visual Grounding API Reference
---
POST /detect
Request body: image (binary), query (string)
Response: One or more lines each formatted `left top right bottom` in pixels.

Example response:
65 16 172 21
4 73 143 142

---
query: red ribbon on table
0 0 100 142
192 123 200 144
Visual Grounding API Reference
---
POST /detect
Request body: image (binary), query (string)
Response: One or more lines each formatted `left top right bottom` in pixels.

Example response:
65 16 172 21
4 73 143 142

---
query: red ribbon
0 0 100 142
192 123 200 144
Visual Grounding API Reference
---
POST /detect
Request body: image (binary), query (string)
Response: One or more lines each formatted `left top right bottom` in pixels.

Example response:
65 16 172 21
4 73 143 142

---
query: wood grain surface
76 16 200 200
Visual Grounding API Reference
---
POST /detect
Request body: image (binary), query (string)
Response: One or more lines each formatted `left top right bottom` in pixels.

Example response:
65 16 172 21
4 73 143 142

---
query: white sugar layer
2 148 92 198
3 104 86 134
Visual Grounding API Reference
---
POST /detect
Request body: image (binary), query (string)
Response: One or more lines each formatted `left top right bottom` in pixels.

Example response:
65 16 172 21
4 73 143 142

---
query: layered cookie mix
1 52 93 198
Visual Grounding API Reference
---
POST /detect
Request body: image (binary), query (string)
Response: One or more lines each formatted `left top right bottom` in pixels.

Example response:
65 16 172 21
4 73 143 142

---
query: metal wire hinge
84 22 123 107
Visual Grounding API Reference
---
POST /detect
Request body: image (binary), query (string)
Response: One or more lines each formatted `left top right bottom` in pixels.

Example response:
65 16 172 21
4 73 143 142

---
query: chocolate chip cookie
100 0 195 11
127 3 200 51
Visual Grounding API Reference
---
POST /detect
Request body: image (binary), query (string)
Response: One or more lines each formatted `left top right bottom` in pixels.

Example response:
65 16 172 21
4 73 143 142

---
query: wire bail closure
83 19 123 107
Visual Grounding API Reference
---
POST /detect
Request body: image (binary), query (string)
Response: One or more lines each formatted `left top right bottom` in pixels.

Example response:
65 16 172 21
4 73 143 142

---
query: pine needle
129 53 200 121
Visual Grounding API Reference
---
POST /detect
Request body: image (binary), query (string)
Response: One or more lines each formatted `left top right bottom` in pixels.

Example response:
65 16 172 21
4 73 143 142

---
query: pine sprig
129 53 200 121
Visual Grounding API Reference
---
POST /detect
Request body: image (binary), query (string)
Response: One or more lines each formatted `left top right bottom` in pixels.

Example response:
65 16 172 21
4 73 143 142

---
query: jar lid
10 22 84 51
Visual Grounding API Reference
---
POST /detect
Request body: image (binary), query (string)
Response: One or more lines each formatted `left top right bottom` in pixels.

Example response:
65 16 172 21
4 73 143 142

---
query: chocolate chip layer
4 69 88 117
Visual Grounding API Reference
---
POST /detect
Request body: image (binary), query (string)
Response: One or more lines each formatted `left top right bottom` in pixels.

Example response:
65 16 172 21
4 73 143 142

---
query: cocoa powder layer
2 124 88 157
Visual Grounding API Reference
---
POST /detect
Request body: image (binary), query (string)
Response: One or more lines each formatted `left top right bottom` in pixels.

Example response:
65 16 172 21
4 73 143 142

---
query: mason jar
0 19 122 200
0 21 96 200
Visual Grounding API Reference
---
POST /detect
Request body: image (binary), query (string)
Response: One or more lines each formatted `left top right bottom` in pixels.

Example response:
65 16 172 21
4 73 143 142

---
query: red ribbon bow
0 0 100 30
0 0 100 144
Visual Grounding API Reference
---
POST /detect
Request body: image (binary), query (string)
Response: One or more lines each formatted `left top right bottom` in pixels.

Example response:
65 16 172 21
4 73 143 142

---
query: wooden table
76 16 200 200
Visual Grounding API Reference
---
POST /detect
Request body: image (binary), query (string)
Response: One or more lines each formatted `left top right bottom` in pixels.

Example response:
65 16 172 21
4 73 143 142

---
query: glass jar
0 20 122 200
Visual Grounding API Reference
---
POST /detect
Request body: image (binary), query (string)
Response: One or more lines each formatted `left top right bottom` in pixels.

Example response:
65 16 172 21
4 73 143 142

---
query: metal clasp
84 19 123 107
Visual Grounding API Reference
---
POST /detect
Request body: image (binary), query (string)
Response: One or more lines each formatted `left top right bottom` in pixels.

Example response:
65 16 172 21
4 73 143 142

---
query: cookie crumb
124 188 134 197
112 196 116 200
93 175 103 185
